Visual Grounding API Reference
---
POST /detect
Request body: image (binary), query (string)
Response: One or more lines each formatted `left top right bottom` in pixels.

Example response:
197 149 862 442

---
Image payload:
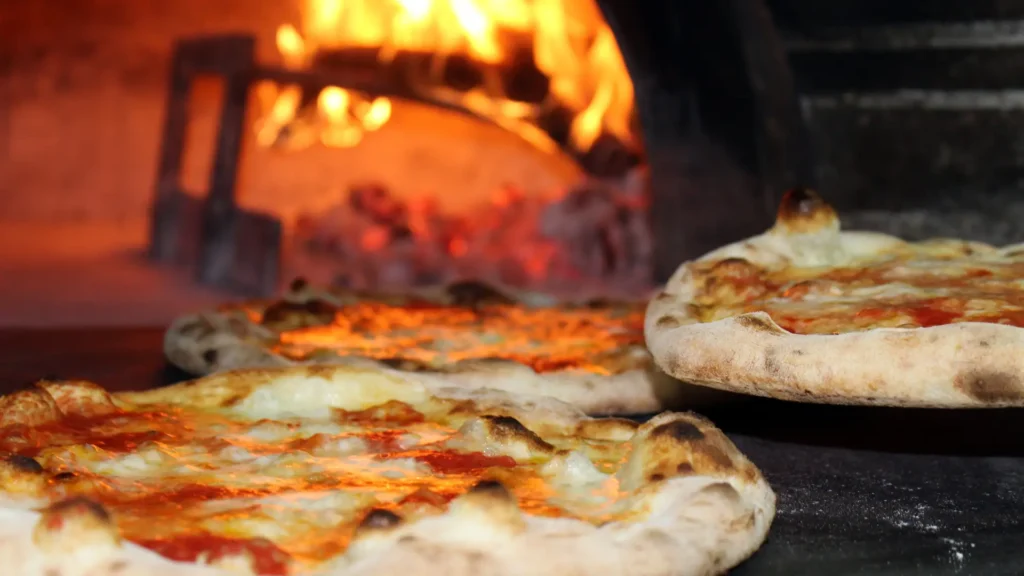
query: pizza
646 188 1024 407
164 279 708 416
0 366 775 576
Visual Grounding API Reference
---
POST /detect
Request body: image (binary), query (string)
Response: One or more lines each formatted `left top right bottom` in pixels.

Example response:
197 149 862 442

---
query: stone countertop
1 327 1022 575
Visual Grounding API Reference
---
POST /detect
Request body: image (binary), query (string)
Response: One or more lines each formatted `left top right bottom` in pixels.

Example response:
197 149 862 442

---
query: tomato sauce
134 534 291 575
377 448 516 473
0 411 178 457
413 450 517 473
908 303 961 327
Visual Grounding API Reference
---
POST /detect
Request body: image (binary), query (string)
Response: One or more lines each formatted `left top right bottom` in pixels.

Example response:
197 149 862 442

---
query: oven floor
0 220 240 327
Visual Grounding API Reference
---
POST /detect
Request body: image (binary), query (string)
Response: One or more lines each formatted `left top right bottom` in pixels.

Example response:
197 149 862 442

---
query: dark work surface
2 328 1024 575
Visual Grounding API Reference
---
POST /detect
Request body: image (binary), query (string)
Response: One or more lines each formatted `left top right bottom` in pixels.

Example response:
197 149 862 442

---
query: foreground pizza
165 280 702 416
647 188 1024 407
0 367 774 576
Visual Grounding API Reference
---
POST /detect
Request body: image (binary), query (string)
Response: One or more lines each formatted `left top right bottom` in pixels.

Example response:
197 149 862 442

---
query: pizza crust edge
0 366 775 576
646 189 1024 407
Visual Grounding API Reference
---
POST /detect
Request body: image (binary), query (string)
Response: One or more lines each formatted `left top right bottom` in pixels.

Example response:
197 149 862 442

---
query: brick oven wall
1 0 579 224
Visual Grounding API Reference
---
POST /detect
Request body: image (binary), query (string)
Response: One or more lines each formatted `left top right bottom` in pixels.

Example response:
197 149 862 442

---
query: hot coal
287 168 653 297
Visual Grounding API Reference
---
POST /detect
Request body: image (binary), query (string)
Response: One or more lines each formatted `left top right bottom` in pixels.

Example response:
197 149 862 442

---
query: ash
287 168 653 298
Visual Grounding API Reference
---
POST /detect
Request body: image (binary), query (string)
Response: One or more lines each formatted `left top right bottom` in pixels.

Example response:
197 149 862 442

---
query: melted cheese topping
255 301 644 374
0 401 634 573
693 249 1024 334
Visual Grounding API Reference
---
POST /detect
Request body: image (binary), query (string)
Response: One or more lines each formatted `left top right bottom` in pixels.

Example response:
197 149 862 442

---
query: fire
260 0 635 154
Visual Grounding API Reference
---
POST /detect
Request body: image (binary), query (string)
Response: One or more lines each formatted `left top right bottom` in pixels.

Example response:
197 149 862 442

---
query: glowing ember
286 169 652 297
257 0 635 155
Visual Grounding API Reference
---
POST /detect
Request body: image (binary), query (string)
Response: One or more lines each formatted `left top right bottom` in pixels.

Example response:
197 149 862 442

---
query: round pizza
0 366 774 575
164 279 704 416
647 188 1024 407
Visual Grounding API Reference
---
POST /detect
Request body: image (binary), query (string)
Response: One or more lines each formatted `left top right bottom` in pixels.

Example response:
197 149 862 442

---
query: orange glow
261 0 635 153
271 301 645 373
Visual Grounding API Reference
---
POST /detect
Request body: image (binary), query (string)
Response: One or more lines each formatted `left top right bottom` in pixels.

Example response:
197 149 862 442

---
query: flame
262 0 634 153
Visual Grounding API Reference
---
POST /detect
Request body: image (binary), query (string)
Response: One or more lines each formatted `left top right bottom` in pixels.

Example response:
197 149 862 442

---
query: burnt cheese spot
676 462 695 474
955 370 1024 402
52 472 77 481
358 509 403 530
5 454 43 473
651 419 705 442
648 473 665 482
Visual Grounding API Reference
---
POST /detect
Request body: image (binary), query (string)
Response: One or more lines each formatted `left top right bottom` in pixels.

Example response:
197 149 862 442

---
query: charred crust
358 508 403 530
699 444 736 470
378 357 433 372
260 299 338 328
778 188 821 217
575 418 639 441
289 276 309 293
177 317 217 340
47 497 111 523
584 298 614 309
651 419 705 442
955 370 1024 402
708 257 760 278
201 349 219 365
775 188 838 232
5 454 43 474
734 314 785 335
446 280 514 308
656 314 684 329
481 415 555 451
